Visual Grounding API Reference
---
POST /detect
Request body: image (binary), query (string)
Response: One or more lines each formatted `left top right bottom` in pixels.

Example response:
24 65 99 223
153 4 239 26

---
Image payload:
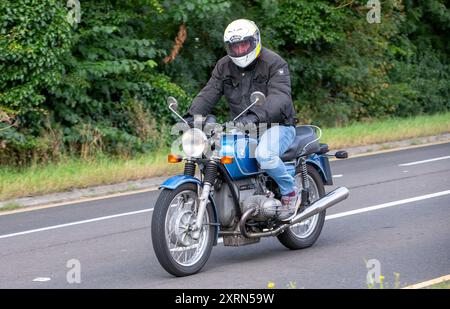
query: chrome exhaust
289 187 349 226
239 187 349 238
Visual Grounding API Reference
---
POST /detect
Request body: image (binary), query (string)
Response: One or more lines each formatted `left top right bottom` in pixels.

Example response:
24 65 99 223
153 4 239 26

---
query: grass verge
0 202 23 211
321 112 450 149
0 151 183 201
1 112 449 201
424 280 450 289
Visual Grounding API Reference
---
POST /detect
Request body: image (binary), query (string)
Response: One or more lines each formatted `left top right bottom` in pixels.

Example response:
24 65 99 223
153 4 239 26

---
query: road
0 143 449 289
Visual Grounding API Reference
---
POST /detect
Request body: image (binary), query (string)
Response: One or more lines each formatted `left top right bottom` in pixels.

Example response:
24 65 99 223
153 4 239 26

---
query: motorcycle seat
280 126 320 161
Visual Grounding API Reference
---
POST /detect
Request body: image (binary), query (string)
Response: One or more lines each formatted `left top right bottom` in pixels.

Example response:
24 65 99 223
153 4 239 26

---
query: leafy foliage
0 0 72 113
0 0 448 165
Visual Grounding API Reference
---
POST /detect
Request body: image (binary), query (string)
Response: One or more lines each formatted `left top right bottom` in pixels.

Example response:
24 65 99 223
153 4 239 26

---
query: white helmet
224 19 261 68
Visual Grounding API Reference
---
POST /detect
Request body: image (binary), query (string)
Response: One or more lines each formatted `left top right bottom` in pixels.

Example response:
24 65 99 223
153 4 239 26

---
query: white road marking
325 190 450 220
32 277 51 282
333 174 343 178
398 155 450 167
0 190 450 240
0 208 152 240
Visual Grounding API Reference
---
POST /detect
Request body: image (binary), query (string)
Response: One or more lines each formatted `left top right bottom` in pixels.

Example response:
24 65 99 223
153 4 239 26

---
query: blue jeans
255 125 296 196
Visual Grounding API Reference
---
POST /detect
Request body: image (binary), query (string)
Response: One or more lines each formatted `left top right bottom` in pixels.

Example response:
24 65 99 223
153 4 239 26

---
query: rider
183 19 298 219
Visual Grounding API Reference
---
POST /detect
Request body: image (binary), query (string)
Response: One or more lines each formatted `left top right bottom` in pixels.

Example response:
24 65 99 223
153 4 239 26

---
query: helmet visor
225 37 257 58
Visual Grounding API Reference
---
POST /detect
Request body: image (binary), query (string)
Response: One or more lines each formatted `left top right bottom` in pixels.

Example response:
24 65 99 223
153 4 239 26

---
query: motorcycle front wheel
151 183 215 277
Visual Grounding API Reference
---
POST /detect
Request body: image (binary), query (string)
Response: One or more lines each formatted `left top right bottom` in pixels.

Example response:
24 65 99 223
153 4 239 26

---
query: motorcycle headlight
182 128 207 158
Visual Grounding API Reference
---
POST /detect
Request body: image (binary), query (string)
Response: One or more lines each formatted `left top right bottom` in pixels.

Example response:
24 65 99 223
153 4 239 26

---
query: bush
0 0 189 164
0 0 449 166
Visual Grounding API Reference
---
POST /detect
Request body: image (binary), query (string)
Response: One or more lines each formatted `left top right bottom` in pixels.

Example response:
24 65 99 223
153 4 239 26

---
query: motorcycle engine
242 195 282 221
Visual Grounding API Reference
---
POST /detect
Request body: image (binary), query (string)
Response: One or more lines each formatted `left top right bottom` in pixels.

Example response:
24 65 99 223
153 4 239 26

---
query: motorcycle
151 91 349 277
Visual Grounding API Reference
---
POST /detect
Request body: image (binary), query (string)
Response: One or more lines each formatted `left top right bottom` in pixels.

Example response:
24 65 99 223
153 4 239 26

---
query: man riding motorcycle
183 19 298 220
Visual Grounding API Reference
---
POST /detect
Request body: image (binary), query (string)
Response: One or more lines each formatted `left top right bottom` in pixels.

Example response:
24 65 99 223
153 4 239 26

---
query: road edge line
0 186 160 216
402 274 450 289
333 139 450 160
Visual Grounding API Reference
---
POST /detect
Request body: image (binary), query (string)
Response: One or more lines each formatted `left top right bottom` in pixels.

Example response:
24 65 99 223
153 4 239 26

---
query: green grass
0 202 23 212
1 112 449 201
321 112 450 149
424 280 450 289
0 151 183 201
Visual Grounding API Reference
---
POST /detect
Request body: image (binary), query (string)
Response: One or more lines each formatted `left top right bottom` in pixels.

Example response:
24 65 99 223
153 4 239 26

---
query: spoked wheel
277 165 326 249
151 183 215 277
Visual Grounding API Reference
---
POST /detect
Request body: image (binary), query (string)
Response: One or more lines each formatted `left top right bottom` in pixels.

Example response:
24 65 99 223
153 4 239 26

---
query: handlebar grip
204 114 216 125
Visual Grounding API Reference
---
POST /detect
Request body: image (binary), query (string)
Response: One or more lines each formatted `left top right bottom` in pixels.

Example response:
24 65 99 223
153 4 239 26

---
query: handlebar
181 115 259 138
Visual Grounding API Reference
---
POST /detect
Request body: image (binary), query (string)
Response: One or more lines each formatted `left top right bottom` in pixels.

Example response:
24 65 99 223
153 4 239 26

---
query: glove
181 115 194 127
182 114 217 126
204 114 217 125
234 112 259 127
203 114 218 136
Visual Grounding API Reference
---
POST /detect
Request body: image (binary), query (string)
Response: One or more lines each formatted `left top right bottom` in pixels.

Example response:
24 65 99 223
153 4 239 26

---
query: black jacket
186 48 296 126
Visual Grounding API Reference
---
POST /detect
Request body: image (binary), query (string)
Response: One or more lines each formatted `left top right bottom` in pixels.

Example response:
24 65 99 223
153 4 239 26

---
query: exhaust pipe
289 187 349 225
240 187 349 238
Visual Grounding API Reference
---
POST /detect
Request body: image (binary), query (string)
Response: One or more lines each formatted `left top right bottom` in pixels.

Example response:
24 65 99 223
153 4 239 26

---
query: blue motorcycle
151 92 349 277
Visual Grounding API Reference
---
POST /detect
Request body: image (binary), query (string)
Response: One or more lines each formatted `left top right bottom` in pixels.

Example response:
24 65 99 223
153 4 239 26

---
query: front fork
192 160 218 239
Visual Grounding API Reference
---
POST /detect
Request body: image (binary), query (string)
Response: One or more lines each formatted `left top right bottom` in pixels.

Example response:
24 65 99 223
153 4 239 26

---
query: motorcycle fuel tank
219 134 260 180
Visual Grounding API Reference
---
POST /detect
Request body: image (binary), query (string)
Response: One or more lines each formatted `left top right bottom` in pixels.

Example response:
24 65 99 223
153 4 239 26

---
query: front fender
159 174 220 245
159 174 202 190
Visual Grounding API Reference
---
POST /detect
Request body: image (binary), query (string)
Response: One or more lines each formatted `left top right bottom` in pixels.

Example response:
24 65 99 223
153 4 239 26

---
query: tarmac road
0 143 449 289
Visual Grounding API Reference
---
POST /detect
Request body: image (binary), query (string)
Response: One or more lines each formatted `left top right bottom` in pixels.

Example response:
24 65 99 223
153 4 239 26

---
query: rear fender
307 155 333 186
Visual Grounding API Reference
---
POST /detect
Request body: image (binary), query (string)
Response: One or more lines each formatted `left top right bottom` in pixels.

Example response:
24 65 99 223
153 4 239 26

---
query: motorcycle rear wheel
151 183 215 277
277 165 326 250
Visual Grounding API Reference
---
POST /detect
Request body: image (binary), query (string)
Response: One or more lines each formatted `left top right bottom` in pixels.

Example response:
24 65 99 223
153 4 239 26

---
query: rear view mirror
233 92 266 122
250 91 266 106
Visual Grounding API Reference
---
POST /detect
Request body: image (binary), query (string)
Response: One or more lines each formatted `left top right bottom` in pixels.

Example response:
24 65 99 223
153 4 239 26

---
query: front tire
151 183 215 277
277 165 326 250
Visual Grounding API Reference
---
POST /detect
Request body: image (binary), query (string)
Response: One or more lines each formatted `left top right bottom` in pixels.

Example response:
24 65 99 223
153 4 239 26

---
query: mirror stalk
167 98 188 125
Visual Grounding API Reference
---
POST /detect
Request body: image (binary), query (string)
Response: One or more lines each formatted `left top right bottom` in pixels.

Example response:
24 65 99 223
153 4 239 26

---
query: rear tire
277 165 326 250
151 183 215 277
